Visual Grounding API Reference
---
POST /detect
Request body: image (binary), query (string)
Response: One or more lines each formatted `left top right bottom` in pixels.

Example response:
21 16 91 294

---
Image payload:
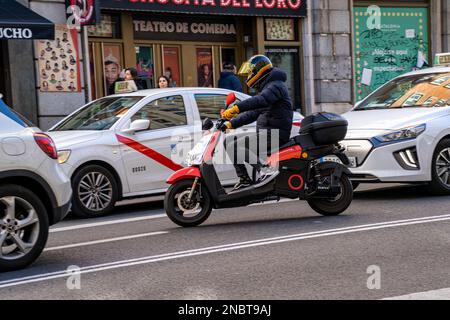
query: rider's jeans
224 130 281 179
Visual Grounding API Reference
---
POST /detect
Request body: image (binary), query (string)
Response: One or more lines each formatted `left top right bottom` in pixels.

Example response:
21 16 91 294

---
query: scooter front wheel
307 172 353 216
164 179 213 227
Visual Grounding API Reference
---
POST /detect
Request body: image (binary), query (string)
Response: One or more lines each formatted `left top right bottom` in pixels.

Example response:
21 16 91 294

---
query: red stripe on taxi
116 134 183 172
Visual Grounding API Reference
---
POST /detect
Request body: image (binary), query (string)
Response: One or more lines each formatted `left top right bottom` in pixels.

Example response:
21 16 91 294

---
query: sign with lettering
134 15 237 42
66 0 100 26
353 7 429 101
100 0 306 17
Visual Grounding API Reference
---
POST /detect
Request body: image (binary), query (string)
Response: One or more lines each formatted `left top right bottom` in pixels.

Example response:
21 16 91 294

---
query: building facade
0 0 449 129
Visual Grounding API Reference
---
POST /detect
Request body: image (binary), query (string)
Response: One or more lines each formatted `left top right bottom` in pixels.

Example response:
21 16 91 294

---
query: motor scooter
164 93 353 227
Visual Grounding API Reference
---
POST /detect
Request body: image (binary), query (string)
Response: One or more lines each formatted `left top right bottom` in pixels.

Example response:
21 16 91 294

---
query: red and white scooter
164 93 353 227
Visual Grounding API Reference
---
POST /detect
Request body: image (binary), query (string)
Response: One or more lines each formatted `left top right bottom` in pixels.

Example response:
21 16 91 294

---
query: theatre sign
100 0 307 17
134 15 237 42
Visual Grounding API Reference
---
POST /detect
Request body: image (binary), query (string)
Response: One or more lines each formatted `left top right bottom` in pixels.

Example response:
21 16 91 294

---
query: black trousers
224 130 286 179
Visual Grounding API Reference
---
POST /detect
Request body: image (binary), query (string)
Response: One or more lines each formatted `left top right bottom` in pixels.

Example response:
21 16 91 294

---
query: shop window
136 46 155 89
87 14 121 39
264 19 298 41
194 94 241 120
131 95 187 130
265 47 301 111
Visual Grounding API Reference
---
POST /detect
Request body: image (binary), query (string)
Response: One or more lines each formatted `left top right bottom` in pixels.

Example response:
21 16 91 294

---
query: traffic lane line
50 213 167 233
50 199 296 233
383 288 450 300
1 214 450 289
44 231 169 252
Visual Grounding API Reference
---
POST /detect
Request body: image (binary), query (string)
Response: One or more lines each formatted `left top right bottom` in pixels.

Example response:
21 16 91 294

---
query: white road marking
1 214 450 289
383 288 450 300
44 231 168 252
49 199 292 233
49 213 167 233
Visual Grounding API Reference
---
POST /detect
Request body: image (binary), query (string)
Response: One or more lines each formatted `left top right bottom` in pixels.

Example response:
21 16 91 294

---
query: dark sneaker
232 177 253 191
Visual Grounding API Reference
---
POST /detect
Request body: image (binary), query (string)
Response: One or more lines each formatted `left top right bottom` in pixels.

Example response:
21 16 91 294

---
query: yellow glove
221 105 240 120
219 121 233 132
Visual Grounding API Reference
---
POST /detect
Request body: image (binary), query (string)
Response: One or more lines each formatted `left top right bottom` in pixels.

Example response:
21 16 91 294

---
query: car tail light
33 133 58 159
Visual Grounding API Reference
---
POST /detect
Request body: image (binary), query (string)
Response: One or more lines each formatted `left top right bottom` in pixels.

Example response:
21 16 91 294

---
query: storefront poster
265 19 295 41
100 0 307 18
37 25 81 93
136 46 155 88
163 46 181 88
103 44 123 95
353 7 429 101
197 48 214 88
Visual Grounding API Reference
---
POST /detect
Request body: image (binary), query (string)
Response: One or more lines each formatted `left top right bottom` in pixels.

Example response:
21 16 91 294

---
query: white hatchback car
0 98 71 271
48 88 303 218
335 65 450 194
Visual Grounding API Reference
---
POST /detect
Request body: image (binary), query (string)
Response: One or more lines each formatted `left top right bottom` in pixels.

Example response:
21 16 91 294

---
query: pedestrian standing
218 63 243 92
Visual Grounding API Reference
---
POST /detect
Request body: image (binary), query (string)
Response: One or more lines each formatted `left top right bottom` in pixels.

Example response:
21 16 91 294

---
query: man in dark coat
220 55 293 190
218 63 243 92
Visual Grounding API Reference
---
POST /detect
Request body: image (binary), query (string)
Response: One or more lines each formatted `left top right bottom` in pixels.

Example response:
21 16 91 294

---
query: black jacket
218 71 243 92
231 68 293 144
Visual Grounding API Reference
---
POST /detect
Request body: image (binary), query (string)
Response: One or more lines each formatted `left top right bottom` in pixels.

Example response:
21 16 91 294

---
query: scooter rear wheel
307 172 353 216
164 179 213 227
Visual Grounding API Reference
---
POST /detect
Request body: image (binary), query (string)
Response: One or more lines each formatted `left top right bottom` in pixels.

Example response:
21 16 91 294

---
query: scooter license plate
320 156 357 168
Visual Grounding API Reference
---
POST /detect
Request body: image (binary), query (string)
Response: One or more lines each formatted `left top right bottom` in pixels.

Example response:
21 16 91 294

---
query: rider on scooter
220 54 294 190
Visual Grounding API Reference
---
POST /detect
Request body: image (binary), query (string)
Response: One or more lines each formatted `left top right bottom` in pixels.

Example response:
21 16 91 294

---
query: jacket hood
259 68 287 88
220 71 235 78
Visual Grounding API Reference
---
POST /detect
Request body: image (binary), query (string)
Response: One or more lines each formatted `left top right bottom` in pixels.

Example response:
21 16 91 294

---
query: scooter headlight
374 124 426 143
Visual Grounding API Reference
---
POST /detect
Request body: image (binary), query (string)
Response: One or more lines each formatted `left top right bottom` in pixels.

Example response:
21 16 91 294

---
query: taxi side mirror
121 119 150 134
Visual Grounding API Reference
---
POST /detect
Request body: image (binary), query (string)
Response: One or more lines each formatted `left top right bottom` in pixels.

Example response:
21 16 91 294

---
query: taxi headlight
57 150 71 164
375 124 426 143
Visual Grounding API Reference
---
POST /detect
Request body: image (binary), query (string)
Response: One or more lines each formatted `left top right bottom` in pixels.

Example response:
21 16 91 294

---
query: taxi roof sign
435 53 450 66
114 80 138 94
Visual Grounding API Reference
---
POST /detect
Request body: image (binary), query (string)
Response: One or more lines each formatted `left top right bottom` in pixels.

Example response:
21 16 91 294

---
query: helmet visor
238 61 253 76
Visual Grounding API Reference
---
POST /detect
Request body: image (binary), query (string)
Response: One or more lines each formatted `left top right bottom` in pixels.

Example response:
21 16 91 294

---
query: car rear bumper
52 200 71 224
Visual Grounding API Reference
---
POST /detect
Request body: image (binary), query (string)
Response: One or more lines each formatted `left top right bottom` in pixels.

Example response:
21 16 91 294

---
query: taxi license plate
320 156 357 168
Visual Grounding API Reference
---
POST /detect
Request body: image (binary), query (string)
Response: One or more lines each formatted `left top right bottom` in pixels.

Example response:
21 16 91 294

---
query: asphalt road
0 183 449 300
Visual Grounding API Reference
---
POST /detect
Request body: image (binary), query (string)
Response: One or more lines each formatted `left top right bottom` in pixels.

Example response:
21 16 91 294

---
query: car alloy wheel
435 147 450 187
0 196 40 260
78 171 113 212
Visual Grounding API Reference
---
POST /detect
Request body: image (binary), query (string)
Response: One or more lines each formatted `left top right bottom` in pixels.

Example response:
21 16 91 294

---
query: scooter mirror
202 118 214 131
225 92 236 107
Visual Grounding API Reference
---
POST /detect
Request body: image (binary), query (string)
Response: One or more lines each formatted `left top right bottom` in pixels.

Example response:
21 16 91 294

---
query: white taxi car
338 56 450 194
48 88 303 218
0 97 71 271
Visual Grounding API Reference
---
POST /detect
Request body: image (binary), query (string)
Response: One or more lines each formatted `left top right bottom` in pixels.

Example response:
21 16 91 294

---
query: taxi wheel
429 139 450 195
71 165 119 218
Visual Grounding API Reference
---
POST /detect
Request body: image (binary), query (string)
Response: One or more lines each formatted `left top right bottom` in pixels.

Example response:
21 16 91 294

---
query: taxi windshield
355 72 450 110
51 96 143 131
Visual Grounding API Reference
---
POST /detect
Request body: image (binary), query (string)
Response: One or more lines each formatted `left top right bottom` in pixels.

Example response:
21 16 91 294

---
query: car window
52 96 143 131
355 72 450 110
0 99 33 128
194 94 241 120
131 95 187 130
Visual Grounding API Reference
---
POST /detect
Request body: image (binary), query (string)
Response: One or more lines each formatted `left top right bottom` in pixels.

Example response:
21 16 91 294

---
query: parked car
48 88 303 218
328 61 450 193
0 98 71 272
